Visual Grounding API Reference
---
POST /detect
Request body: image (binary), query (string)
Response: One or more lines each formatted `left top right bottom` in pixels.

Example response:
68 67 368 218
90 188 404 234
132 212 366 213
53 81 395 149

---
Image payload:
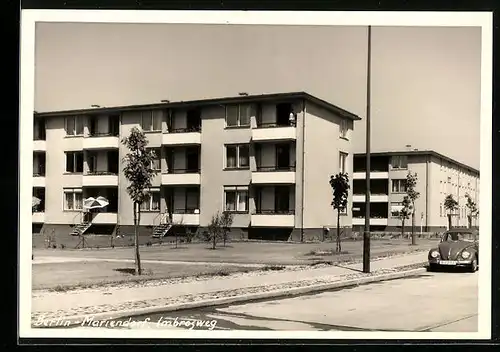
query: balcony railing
88 131 119 137
254 209 295 215
168 126 201 133
86 170 118 176
171 208 200 214
256 122 295 129
256 165 296 172
164 168 201 174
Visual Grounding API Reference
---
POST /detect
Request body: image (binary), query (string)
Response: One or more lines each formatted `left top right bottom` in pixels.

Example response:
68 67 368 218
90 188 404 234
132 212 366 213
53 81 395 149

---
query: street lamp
363 25 372 274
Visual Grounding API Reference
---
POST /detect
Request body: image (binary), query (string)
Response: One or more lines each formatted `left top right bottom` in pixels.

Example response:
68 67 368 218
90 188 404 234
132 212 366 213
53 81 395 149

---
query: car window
443 232 476 242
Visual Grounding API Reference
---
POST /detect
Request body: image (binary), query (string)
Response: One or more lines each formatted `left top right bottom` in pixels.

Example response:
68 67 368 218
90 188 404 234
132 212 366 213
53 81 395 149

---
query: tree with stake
122 127 159 275
206 211 224 249
399 195 412 239
329 172 350 253
465 193 479 229
220 211 234 247
405 172 420 245
444 194 459 230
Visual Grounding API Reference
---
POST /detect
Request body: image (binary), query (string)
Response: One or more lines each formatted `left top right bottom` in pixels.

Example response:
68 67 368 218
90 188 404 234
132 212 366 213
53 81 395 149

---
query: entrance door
276 143 290 170
276 103 292 126
274 186 290 213
88 153 97 173
186 109 201 131
107 150 119 174
89 116 98 136
108 114 120 136
185 147 199 172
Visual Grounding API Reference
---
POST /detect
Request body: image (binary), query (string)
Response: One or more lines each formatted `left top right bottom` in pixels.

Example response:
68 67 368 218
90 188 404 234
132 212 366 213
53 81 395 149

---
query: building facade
351 151 480 233
32 92 360 242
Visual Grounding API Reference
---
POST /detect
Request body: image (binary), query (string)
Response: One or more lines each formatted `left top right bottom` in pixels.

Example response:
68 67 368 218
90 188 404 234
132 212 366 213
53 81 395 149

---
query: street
113 270 478 332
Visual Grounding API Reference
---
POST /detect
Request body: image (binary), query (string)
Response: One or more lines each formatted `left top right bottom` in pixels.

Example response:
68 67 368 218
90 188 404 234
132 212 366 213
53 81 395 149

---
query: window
141 110 163 131
140 190 161 211
339 152 348 174
224 186 249 212
65 151 84 173
340 119 348 139
148 148 161 170
225 104 252 127
225 144 250 169
391 155 408 169
392 179 407 193
65 116 84 136
64 188 83 211
390 202 403 218
447 176 451 183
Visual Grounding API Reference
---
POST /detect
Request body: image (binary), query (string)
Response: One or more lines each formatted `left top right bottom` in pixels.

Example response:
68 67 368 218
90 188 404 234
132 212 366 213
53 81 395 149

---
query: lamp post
363 25 372 274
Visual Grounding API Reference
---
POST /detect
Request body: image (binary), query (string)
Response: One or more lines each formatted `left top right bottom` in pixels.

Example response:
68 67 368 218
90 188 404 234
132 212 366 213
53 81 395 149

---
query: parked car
427 229 479 272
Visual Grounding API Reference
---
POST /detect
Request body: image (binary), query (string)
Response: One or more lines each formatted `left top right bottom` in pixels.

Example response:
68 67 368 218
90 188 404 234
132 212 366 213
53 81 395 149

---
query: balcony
252 123 296 142
353 171 389 180
352 217 388 226
83 133 120 150
252 166 296 185
171 212 200 226
352 194 389 202
251 210 295 227
162 128 201 146
32 211 45 223
91 212 118 224
82 171 119 187
33 173 46 187
162 169 201 185
33 140 46 152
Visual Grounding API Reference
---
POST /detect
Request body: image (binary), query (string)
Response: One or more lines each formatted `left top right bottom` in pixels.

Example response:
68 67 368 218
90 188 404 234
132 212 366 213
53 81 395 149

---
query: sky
34 23 482 169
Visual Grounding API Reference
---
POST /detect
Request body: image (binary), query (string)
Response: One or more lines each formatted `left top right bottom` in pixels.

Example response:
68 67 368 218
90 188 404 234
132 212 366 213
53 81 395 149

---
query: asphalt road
118 269 478 332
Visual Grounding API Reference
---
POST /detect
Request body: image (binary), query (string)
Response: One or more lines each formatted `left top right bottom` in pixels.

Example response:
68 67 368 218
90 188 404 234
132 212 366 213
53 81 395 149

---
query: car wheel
427 263 437 272
469 258 478 273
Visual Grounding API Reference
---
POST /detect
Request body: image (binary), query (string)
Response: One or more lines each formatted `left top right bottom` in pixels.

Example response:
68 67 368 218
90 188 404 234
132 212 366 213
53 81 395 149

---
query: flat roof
353 150 479 175
34 91 362 121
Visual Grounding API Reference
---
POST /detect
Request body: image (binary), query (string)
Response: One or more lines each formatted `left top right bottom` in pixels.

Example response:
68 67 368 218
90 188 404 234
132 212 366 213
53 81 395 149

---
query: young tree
220 211 234 247
205 211 232 249
329 172 350 253
444 194 459 230
399 196 412 239
405 172 420 245
122 127 159 275
465 193 479 229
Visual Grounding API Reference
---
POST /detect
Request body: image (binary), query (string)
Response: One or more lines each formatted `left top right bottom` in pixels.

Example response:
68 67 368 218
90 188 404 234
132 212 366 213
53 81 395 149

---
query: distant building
32 92 361 243
351 150 480 233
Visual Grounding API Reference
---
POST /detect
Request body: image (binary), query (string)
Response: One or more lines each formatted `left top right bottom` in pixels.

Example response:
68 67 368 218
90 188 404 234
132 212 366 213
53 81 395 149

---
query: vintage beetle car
428 229 479 272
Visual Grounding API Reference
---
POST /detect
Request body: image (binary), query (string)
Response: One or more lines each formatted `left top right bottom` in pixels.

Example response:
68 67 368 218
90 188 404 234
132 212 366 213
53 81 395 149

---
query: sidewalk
32 252 427 319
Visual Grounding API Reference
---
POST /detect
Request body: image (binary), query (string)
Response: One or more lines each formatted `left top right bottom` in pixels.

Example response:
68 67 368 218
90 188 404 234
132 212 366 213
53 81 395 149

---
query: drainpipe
425 155 429 232
300 99 306 242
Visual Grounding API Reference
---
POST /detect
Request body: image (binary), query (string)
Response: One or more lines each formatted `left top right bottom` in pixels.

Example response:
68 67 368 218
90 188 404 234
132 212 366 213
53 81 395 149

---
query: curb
35 266 427 328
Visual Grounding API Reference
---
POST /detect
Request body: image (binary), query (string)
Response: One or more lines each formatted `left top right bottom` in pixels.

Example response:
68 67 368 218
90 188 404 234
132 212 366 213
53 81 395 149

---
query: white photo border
19 10 493 340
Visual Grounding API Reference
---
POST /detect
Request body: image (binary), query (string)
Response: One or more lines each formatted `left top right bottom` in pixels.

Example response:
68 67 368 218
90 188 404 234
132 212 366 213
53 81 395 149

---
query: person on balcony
289 111 296 127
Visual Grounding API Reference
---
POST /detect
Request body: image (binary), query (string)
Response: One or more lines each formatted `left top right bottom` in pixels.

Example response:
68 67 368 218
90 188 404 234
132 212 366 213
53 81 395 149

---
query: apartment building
32 92 360 242
351 150 480 233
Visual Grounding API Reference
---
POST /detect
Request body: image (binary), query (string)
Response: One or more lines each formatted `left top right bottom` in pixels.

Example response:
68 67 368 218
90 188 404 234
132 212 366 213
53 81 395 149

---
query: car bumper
428 259 473 267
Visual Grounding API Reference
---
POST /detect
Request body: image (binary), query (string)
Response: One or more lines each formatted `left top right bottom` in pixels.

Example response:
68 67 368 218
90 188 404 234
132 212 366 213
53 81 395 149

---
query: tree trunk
336 211 341 253
223 229 227 247
411 210 416 245
447 214 452 230
467 215 472 229
212 230 216 249
401 219 405 239
134 202 142 275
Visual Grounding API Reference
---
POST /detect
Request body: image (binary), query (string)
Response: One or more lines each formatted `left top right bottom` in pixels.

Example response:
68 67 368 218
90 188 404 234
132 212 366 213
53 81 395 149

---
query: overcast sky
34 23 481 169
